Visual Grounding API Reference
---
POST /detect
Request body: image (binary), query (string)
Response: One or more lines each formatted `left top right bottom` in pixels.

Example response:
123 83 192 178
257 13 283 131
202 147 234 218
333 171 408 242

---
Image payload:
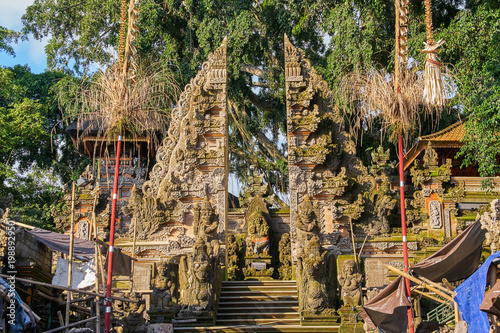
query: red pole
104 135 122 333
398 132 414 333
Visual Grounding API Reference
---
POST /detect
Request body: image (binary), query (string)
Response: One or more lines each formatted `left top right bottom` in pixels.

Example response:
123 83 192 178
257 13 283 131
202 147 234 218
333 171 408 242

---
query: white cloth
52 258 96 289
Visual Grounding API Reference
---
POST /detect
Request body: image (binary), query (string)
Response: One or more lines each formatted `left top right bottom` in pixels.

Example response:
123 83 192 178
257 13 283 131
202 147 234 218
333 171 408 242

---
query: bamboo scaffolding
384 264 460 323
0 274 138 303
412 289 447 304
43 316 98 333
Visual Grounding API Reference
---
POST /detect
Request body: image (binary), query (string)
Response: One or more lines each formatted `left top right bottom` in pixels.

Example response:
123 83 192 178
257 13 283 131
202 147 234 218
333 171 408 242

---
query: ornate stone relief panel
429 200 443 229
284 34 371 261
122 38 228 254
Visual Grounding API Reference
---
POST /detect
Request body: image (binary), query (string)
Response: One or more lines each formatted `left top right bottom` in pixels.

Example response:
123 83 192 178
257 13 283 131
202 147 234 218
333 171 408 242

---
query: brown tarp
411 219 485 282
104 247 132 276
480 277 500 316
361 276 411 333
28 228 95 258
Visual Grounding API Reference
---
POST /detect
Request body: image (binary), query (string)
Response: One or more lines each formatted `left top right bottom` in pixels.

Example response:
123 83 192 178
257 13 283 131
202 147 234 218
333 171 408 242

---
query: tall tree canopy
13 0 500 207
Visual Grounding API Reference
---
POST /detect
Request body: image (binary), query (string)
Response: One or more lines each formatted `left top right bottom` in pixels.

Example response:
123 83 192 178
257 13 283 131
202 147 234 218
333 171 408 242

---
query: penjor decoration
422 0 446 107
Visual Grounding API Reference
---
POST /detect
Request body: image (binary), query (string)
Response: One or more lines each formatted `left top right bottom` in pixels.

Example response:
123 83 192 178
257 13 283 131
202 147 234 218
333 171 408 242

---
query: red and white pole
398 132 414 333
104 135 122 333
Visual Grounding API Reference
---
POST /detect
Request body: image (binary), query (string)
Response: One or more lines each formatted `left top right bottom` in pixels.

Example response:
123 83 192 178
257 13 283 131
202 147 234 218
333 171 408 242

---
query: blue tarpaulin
454 251 500 333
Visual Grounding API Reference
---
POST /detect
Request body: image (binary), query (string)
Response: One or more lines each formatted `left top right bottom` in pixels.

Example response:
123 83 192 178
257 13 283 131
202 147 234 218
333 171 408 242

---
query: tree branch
247 90 280 113
254 130 285 161
240 64 266 78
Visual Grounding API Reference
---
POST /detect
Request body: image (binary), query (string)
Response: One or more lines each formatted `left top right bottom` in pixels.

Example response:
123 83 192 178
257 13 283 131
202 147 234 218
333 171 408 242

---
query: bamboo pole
412 289 447 304
65 182 76 332
43 316 98 333
442 278 455 292
357 235 368 262
57 311 64 328
1 220 35 230
349 217 358 264
0 274 138 303
418 276 456 297
385 265 454 302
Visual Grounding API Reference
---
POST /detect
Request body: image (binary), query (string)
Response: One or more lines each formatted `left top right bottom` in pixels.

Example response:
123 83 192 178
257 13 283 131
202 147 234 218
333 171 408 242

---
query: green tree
0 65 89 228
21 0 499 190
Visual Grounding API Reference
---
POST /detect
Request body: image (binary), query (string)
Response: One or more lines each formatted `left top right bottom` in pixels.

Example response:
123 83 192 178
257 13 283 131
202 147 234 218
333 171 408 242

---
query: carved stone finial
423 142 439 168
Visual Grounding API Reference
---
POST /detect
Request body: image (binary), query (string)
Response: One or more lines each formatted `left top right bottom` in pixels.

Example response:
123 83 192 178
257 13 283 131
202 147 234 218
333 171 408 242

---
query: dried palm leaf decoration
422 0 446 107
60 0 179 149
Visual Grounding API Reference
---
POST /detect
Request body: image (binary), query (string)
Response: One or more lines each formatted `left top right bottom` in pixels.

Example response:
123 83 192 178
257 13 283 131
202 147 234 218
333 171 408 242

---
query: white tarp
52 258 96 289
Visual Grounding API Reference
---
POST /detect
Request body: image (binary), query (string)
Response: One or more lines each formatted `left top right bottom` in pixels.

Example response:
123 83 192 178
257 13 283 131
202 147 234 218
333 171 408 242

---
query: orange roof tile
419 120 465 142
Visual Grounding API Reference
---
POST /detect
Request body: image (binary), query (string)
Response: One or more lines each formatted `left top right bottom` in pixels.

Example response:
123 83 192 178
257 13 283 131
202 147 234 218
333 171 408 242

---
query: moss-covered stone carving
296 236 336 315
278 233 292 280
338 259 362 308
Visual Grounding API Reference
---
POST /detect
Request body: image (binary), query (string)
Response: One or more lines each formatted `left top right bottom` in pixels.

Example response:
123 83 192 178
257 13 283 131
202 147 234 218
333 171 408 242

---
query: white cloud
1 0 33 30
0 0 49 73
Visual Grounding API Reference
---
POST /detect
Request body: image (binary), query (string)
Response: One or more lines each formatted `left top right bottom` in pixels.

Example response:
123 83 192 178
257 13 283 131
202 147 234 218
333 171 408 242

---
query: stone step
216 318 300 325
174 324 340 332
222 280 297 284
218 295 298 303
212 280 305 331
221 285 298 291
221 280 297 286
217 306 299 313
218 300 299 307
220 290 298 297
217 312 299 320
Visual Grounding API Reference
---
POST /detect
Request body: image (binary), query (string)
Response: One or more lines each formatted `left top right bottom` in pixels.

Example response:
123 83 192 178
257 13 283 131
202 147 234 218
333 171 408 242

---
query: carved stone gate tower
139 38 228 259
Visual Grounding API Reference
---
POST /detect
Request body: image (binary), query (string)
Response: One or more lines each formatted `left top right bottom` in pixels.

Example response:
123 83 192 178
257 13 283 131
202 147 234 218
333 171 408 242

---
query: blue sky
1 0 47 73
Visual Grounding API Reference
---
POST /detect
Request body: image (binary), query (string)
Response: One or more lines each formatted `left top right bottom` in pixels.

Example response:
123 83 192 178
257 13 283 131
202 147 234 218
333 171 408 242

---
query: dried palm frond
422 0 447 108
341 68 427 143
59 60 180 148
423 40 446 107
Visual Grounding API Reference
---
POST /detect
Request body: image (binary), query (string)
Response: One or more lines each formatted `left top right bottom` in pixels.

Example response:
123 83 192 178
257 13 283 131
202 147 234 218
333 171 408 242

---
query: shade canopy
411 219 485 282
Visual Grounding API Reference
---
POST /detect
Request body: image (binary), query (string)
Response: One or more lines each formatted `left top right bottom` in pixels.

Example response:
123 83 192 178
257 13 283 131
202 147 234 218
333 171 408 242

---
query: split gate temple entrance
61 33 484 330
114 34 375 327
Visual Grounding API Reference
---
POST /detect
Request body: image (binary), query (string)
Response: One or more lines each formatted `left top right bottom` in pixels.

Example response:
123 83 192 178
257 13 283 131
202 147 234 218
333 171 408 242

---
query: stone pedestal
174 312 216 327
243 256 274 279
300 309 340 326
148 311 175 324
147 323 173 333
338 307 365 333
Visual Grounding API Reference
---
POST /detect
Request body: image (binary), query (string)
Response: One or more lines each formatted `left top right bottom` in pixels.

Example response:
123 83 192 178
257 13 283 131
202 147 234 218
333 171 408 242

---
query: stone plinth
300 309 340 326
147 323 173 333
243 255 274 279
338 307 365 333
147 310 175 324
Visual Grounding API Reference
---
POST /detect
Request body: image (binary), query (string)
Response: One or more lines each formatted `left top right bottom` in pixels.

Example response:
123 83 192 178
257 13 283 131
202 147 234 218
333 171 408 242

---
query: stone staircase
174 280 339 332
